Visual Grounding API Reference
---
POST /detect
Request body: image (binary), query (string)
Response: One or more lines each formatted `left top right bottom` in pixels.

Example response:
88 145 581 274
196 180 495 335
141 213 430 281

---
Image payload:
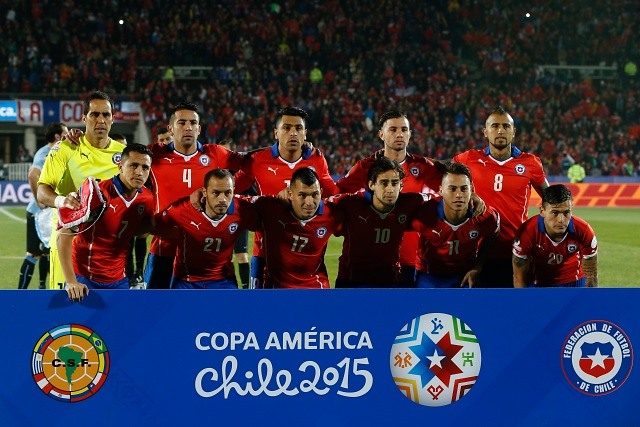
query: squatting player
154 168 256 289
411 161 500 288
59 144 154 301
333 157 428 288
512 184 598 287
454 106 548 287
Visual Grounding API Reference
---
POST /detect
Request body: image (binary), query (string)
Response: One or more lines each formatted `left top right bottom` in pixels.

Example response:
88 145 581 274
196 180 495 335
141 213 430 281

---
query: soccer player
59 144 154 301
233 107 339 289
411 162 500 288
37 91 126 290
337 110 444 286
333 157 428 288
17 122 68 289
156 125 173 146
144 102 245 289
246 167 342 289
453 106 548 287
512 184 598 287
218 138 251 289
154 168 256 289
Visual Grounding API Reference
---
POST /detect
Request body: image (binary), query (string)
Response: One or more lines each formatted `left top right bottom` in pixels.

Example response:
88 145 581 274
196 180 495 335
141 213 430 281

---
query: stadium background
0 0 638 287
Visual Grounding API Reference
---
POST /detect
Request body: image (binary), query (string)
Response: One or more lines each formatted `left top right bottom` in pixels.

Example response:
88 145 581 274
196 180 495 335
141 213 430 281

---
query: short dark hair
83 90 114 114
367 157 405 184
443 161 472 183
275 107 308 128
204 168 234 187
378 110 408 130
44 122 66 143
219 138 234 150
542 184 573 206
290 167 319 187
121 143 151 161
170 102 199 123
491 106 508 116
156 125 170 136
110 133 127 144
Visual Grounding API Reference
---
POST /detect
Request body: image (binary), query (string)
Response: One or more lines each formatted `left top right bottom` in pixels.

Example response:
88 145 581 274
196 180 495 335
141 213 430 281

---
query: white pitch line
0 207 26 223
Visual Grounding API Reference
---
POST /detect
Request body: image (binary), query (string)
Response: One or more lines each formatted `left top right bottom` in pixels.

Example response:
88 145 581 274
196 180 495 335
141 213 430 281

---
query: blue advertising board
1 289 637 426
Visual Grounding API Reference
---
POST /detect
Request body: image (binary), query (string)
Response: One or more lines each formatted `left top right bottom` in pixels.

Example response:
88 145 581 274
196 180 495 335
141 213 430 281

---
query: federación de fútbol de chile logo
390 313 481 406
31 324 110 402
561 320 633 396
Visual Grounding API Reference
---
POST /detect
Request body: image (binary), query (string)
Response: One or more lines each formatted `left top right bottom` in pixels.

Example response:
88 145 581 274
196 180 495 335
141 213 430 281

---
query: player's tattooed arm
512 254 530 288
583 254 598 288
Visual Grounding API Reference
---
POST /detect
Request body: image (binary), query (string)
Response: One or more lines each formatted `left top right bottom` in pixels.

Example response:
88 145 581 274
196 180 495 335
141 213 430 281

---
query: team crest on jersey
316 227 327 238
468 229 479 239
112 153 122 164
137 205 146 215
567 243 578 253
390 313 481 406
410 166 420 177
228 222 238 234
514 164 526 174
397 214 407 225
561 320 633 396
199 155 210 167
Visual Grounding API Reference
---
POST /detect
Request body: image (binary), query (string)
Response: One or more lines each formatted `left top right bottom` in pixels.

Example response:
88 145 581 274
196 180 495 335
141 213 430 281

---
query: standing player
17 122 68 289
144 102 245 289
333 157 428 288
411 162 500 288
337 110 443 286
37 91 126 290
156 125 173 146
512 184 598 287
246 167 342 289
234 107 339 289
454 106 548 287
154 169 256 289
58 144 154 301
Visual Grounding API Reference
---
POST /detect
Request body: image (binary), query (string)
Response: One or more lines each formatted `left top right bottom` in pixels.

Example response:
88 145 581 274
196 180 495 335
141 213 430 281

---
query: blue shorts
76 275 129 290
171 277 238 290
416 271 467 289
144 254 173 289
535 277 587 288
250 256 265 289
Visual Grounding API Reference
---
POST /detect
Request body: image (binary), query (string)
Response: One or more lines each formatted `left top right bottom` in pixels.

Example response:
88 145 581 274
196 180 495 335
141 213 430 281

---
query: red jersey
148 142 244 256
331 191 427 286
73 176 154 283
512 215 598 287
337 151 442 267
411 200 500 277
249 196 343 289
454 146 546 259
154 197 257 283
234 143 339 257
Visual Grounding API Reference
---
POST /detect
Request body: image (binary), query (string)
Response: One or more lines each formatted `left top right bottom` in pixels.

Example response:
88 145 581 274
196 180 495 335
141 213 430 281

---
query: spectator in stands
568 162 586 183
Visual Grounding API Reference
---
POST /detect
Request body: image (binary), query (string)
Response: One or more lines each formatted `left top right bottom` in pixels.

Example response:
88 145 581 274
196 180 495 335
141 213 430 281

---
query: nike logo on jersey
108 204 117 213
477 159 487 166
268 167 278 175
163 157 174 163
358 215 368 223
190 221 201 230
278 220 286 229
431 229 442 236
80 153 89 160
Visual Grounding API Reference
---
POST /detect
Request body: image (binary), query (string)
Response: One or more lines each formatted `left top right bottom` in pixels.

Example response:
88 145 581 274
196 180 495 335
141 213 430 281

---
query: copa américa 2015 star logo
561 320 633 396
31 324 110 402
390 313 481 406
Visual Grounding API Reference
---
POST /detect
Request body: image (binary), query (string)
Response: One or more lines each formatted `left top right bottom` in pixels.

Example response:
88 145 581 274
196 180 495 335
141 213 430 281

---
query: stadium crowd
1 0 639 177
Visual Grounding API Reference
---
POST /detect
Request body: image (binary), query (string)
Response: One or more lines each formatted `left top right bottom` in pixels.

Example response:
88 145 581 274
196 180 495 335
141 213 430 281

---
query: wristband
54 196 65 209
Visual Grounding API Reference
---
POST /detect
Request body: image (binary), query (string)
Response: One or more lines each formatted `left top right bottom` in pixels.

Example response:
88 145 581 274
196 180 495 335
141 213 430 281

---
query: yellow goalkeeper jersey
38 135 125 195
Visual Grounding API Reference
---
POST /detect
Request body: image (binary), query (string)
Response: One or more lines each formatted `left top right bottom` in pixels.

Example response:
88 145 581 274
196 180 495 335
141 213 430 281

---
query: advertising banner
0 289 637 426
